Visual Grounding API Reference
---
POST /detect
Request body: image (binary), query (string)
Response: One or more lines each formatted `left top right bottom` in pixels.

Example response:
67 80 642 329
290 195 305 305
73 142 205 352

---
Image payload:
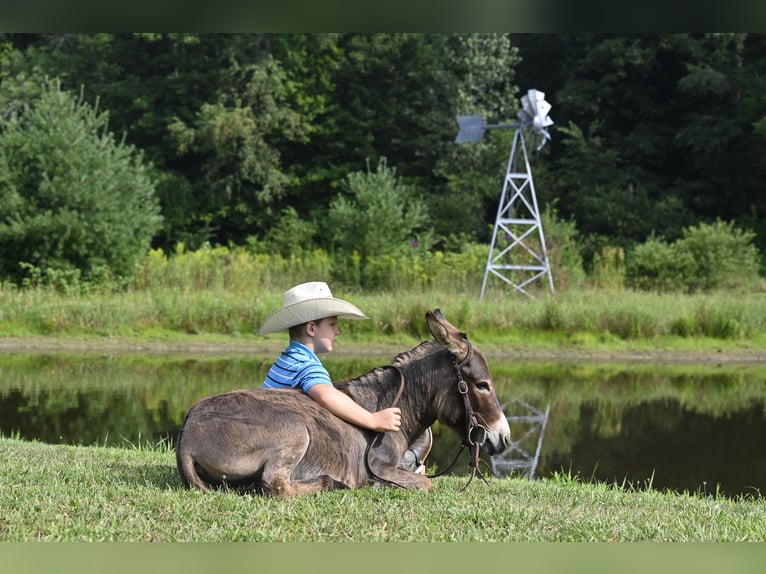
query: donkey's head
425 309 511 456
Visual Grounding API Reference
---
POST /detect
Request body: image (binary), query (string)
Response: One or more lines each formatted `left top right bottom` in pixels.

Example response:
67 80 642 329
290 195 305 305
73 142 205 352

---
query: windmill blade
454 115 487 143
517 88 554 150
534 98 552 120
519 90 553 132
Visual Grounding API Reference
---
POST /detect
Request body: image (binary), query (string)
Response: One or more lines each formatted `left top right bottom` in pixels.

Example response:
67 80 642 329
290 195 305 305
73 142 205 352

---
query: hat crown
283 281 333 306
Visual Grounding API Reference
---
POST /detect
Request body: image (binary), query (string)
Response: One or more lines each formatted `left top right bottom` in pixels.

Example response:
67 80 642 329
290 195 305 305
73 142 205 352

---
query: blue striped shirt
262 340 332 393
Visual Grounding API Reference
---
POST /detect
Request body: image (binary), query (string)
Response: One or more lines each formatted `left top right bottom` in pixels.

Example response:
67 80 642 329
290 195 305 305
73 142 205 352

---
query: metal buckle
469 424 488 446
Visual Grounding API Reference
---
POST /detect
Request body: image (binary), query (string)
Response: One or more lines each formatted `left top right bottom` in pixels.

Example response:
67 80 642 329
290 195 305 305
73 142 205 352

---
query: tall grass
1 244 766 348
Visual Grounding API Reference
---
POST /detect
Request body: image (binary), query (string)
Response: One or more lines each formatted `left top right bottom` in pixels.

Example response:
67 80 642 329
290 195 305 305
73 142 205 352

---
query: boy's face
307 316 339 354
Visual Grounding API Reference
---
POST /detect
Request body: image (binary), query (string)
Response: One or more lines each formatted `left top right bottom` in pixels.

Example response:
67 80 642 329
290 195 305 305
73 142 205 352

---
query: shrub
675 219 761 292
325 158 432 278
626 220 761 293
258 206 317 258
626 237 695 292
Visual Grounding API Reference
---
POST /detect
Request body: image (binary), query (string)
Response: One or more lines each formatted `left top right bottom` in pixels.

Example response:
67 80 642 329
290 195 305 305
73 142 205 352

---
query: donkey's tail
175 414 212 492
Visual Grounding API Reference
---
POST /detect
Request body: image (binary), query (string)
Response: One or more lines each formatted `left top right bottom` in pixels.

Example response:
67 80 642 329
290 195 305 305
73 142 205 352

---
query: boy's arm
307 384 401 433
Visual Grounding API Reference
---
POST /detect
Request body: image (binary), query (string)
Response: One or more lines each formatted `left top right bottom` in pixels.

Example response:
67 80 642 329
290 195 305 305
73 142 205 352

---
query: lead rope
364 365 409 489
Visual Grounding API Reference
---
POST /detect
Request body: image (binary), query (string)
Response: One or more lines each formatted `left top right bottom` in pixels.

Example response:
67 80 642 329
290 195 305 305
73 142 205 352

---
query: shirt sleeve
296 362 333 392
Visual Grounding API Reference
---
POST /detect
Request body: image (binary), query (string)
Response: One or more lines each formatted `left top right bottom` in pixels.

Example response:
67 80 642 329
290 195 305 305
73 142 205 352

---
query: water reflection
2 352 766 498
543 399 766 497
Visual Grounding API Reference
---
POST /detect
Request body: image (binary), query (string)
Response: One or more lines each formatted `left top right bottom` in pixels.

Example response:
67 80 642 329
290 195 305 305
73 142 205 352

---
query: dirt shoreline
1 335 764 364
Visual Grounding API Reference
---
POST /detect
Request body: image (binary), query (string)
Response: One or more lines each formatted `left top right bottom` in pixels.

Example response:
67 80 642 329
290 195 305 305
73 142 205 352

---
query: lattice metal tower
455 89 555 299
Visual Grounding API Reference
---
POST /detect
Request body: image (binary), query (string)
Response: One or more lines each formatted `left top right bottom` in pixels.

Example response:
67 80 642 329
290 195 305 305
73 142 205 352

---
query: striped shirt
262 340 332 393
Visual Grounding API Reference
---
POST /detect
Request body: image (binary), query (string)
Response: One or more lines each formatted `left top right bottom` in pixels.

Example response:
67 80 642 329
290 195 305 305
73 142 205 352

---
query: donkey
175 309 511 496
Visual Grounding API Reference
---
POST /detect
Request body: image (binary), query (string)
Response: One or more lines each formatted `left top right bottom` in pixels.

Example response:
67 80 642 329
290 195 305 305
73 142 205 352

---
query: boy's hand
372 407 401 433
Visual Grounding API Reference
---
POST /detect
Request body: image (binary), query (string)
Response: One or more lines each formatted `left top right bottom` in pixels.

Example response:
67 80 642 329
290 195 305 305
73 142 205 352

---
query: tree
432 34 522 245
8 34 310 250
0 80 162 286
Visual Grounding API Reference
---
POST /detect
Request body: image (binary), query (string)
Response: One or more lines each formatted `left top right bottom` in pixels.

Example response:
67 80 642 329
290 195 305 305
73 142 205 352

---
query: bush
626 220 762 293
625 237 695 292
675 219 761 292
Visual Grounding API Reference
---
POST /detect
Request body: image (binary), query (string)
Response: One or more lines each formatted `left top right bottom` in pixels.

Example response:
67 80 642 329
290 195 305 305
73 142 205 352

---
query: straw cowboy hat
257 281 368 336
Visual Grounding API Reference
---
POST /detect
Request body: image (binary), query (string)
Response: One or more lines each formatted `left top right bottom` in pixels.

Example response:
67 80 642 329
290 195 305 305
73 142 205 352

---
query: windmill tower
455 89 555 299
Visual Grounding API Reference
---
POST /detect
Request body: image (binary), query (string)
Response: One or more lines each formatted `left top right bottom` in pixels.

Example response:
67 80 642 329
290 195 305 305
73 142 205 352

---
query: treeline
1 33 765 290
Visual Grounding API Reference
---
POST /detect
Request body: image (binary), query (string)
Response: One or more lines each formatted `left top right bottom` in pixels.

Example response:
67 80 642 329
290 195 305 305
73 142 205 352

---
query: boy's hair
288 318 328 340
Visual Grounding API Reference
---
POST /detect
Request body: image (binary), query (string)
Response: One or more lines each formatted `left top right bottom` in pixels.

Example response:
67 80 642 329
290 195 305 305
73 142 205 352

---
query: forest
1 33 764 291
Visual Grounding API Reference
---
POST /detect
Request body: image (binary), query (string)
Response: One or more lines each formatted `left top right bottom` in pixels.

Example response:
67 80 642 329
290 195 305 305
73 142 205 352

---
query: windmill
455 89 555 299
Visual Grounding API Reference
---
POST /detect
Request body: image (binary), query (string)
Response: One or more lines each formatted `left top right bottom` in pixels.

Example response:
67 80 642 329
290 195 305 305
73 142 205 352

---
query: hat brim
257 297 368 336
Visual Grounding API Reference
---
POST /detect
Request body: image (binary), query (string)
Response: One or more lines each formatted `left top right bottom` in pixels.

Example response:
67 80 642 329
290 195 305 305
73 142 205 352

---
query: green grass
2 436 765 542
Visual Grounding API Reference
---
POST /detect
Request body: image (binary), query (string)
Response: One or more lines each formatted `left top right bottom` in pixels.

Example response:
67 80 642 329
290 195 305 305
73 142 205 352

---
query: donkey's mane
391 339 438 367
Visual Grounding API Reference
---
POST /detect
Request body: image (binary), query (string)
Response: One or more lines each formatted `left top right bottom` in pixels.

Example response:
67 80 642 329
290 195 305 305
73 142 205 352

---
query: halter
427 338 492 491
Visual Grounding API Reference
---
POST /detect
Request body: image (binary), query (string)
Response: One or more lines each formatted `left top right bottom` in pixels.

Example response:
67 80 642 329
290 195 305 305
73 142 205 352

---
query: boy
259 281 432 473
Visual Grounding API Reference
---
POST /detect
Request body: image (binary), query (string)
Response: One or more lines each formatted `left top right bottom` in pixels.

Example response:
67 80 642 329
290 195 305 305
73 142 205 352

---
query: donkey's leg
370 467 433 490
261 474 351 496
366 434 433 490
259 428 350 496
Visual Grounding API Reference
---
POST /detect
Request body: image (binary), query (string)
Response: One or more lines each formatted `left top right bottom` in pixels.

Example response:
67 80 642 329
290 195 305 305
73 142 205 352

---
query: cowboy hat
257 281 368 336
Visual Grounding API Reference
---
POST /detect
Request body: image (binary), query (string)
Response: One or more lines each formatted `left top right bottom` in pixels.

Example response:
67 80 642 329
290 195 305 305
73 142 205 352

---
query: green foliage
540 206 586 290
166 54 308 245
133 240 486 299
433 34 521 244
5 33 766 285
626 220 762 293
325 158 433 287
675 219 762 291
257 206 318 258
520 34 765 263
135 242 332 295
0 80 162 288
625 237 696 293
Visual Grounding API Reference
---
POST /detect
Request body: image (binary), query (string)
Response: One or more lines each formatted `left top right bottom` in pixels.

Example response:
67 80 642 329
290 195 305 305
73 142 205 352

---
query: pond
2 349 765 498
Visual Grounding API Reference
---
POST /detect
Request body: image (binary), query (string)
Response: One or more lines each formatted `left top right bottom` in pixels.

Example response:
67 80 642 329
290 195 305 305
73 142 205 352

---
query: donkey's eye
475 381 491 392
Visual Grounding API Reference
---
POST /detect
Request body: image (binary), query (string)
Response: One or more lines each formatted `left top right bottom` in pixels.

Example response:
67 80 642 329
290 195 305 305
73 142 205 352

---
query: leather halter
427 339 491 491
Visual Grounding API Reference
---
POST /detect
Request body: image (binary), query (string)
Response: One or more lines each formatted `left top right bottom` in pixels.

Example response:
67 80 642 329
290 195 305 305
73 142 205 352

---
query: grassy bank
1 286 766 360
2 436 765 542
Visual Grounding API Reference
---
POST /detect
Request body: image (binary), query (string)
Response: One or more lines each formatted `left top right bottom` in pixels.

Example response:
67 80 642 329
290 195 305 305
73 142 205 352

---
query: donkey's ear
426 309 470 361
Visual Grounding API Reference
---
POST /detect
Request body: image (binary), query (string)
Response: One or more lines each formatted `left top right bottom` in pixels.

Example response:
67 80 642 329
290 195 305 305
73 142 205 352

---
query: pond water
2 350 765 498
